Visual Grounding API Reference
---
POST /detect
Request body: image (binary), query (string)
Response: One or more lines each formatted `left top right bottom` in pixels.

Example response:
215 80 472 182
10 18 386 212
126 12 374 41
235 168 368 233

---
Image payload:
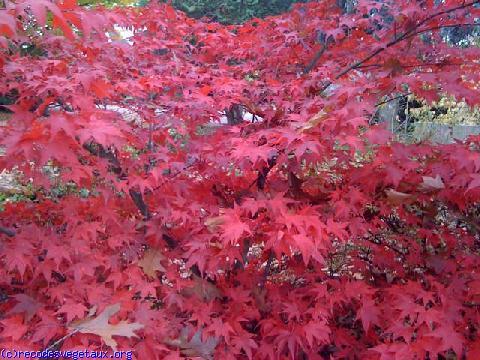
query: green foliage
164 0 307 24
78 0 139 7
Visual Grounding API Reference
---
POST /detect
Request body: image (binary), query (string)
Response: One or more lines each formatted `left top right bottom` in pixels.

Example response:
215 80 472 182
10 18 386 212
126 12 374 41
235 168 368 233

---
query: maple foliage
1 0 480 359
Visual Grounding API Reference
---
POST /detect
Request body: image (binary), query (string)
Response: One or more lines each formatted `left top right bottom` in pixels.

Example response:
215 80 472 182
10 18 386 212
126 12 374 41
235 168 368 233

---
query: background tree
161 0 308 24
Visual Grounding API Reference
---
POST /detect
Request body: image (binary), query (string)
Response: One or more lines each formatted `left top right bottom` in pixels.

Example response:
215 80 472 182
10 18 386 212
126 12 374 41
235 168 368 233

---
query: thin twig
375 92 412 108
303 43 327 74
151 161 197 192
404 1 480 38
43 329 79 352
318 0 480 94
401 23 480 43
357 61 464 71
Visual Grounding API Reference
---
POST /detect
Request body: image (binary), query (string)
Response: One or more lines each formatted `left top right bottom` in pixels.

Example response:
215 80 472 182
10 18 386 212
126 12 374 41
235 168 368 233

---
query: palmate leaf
1 0 480 359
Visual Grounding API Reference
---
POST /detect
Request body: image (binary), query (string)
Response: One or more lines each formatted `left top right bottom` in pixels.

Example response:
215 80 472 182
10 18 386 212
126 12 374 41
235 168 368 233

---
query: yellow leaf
68 303 143 351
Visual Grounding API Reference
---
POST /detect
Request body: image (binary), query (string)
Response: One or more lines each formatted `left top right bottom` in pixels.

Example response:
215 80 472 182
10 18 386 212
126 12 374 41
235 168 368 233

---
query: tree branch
129 188 151 220
401 23 480 43
375 92 412 108
0 226 15 237
318 0 480 94
82 140 151 220
303 43 327 74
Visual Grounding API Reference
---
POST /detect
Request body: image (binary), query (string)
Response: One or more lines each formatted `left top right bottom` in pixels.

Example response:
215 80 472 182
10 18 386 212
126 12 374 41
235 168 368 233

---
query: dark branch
303 43 328 74
82 140 151 220
129 188 151 220
82 141 123 176
255 156 277 191
318 0 480 94
0 226 15 237
375 92 413 108
401 23 480 43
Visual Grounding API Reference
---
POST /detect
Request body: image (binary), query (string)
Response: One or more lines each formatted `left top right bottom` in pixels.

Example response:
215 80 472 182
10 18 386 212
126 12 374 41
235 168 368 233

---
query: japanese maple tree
1 0 480 359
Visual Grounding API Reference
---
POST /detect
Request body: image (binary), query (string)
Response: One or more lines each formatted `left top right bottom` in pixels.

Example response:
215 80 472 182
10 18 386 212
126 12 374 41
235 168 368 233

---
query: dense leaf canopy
1 1 480 359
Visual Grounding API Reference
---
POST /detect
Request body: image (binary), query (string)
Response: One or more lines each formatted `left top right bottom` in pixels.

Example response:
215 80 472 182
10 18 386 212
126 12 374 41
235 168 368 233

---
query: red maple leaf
219 210 251 246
